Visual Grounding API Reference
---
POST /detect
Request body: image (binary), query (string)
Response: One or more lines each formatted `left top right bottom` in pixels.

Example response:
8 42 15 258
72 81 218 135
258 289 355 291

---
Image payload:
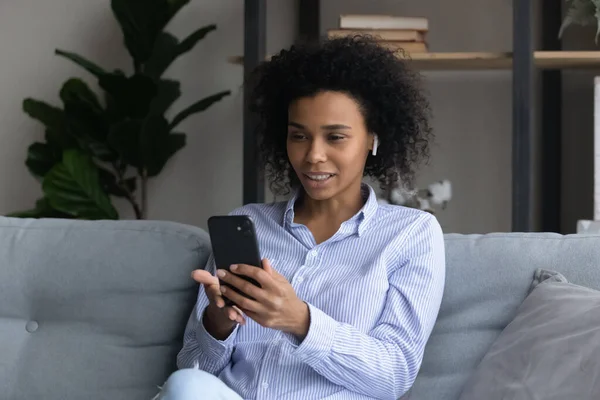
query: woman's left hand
216 259 310 338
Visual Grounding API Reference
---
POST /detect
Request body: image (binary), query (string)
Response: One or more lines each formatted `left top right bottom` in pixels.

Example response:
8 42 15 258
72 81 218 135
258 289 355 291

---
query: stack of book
327 14 429 54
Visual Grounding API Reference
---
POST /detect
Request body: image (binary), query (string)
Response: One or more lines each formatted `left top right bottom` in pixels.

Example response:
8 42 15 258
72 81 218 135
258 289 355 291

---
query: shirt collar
282 182 379 237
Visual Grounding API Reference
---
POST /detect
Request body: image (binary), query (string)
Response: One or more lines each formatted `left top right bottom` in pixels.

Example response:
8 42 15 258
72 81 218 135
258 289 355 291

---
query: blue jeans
154 368 242 400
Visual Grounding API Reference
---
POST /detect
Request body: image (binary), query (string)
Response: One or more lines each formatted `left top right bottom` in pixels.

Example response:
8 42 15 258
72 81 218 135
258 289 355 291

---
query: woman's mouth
302 173 336 189
304 173 335 181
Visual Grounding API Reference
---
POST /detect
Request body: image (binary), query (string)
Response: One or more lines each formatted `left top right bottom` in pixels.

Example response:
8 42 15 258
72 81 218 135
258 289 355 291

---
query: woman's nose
305 140 327 163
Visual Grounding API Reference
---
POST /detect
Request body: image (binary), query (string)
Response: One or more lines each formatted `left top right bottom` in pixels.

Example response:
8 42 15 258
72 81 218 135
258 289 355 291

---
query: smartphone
207 215 263 306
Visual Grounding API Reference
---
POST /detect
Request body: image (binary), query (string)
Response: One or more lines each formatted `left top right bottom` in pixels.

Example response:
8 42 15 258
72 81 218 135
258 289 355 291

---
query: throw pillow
459 268 600 400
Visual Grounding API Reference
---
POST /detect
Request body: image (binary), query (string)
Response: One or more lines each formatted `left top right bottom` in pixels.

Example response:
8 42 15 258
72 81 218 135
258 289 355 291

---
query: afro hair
248 35 433 196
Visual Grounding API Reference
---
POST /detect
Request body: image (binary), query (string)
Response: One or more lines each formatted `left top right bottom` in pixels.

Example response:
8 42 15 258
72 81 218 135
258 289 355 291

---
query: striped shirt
178 183 446 400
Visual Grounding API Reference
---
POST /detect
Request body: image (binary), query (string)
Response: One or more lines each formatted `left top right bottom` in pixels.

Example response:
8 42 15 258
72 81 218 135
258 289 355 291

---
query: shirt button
310 249 317 256
26 321 39 333
262 381 269 389
297 276 304 283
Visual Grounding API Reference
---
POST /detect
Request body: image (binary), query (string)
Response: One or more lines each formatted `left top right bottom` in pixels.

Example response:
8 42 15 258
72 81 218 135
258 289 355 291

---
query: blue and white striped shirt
178 183 445 400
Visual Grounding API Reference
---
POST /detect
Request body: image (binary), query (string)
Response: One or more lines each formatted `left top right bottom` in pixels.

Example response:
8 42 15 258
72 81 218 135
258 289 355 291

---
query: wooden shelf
409 51 600 70
229 51 600 71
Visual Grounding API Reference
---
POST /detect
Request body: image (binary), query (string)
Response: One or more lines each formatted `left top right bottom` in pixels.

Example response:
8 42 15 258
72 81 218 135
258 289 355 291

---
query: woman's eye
289 132 306 140
329 134 345 141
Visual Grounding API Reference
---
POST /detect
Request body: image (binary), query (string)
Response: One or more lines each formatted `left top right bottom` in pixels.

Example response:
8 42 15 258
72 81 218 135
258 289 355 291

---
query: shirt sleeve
283 214 446 400
176 254 239 375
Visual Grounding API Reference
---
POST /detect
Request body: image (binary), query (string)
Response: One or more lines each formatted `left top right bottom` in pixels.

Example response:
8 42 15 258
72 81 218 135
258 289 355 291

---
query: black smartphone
207 215 263 306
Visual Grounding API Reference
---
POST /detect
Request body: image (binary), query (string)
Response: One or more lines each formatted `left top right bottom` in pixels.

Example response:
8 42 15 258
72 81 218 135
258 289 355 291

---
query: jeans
154 368 243 400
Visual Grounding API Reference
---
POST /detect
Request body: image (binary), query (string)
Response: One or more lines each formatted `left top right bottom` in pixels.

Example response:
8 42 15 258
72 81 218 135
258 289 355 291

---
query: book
339 14 428 31
327 29 426 42
378 41 428 53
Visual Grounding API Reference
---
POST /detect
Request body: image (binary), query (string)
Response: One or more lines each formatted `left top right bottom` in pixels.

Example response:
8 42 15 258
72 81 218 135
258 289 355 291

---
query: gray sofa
1 216 599 400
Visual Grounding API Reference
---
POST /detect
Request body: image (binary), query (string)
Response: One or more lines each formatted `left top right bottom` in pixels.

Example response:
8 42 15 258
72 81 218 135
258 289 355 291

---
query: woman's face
286 91 374 201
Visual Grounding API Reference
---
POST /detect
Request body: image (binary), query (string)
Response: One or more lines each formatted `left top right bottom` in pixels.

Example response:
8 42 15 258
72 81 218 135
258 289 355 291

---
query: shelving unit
241 0 598 232
242 0 266 206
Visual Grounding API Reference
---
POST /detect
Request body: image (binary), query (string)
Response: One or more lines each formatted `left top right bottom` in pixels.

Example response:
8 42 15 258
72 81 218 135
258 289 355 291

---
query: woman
158 35 445 400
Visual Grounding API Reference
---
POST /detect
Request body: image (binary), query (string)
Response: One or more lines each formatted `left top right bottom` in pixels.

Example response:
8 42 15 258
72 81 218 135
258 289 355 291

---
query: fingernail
217 270 225 278
220 286 226 293
230 264 238 271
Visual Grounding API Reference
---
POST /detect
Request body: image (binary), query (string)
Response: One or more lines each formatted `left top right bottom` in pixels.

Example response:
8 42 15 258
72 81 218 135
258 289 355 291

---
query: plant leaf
42 149 118 220
166 0 190 24
110 0 170 64
7 197 74 219
23 99 77 149
59 79 115 160
140 115 171 176
170 90 230 129
178 25 216 54
143 33 179 79
144 26 216 79
160 132 186 174
23 98 65 133
123 177 137 192
59 78 103 113
98 168 137 198
43 129 64 150
55 49 107 77
26 142 62 178
108 115 183 175
108 119 144 168
142 116 186 176
149 79 181 115
99 72 158 118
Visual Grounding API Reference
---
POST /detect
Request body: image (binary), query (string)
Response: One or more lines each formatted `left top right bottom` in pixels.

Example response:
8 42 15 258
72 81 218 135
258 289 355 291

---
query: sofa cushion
0 217 210 400
458 268 600 400
408 232 600 400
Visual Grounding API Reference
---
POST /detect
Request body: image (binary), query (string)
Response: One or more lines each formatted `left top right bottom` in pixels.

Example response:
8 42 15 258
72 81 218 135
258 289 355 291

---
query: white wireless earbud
372 134 379 156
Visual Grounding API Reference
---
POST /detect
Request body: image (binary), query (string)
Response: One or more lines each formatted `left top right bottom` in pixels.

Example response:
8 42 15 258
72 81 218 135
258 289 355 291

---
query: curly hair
248 35 433 196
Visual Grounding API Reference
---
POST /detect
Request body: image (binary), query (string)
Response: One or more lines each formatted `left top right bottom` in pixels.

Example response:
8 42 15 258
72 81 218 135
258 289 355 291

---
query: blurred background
0 0 598 234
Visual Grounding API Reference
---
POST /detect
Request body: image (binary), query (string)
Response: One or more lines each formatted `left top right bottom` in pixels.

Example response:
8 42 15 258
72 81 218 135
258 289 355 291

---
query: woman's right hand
191 269 246 339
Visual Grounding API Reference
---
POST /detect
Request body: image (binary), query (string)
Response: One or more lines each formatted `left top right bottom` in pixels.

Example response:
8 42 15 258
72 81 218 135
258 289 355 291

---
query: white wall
0 0 297 230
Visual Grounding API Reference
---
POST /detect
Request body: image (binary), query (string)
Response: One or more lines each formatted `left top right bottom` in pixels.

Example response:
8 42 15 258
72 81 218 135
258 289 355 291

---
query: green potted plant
8 0 230 220
559 0 600 42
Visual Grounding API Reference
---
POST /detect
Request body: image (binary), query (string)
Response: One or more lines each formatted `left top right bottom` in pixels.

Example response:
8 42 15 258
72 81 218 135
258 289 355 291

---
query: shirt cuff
195 306 239 359
289 302 338 366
